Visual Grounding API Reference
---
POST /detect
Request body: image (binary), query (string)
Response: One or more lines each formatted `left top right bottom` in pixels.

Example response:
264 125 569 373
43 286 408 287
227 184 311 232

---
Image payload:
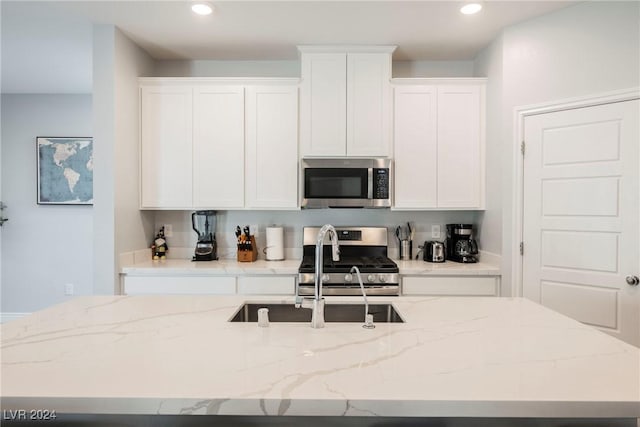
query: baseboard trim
1 312 31 323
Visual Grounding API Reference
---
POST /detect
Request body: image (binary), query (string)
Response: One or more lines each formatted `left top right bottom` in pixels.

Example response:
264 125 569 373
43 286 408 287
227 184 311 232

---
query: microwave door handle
367 168 373 199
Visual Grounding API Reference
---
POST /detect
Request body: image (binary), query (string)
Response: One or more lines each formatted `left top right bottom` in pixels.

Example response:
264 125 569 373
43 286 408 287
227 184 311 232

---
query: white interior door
523 99 639 346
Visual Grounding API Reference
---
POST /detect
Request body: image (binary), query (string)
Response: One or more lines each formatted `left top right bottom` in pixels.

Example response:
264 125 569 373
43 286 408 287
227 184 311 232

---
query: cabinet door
140 86 193 208
300 53 347 156
245 86 299 208
124 276 236 295
347 53 391 157
402 276 499 296
436 85 483 208
393 86 437 209
193 86 245 208
237 276 295 295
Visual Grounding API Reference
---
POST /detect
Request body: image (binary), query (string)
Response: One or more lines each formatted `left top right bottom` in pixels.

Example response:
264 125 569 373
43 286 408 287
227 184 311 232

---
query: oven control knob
379 275 387 283
367 274 376 283
322 274 330 283
344 274 353 282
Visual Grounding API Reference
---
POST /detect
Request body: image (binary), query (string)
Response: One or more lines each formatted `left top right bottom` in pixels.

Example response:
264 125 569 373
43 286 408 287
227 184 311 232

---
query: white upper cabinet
347 53 392 156
299 46 395 157
193 85 245 209
299 53 347 156
436 85 483 208
139 78 300 210
140 85 193 209
245 85 299 209
392 79 486 210
393 85 438 209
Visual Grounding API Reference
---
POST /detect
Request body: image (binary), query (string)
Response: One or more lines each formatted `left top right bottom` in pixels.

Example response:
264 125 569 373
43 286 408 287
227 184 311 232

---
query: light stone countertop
121 259 301 276
1 295 637 418
120 258 500 277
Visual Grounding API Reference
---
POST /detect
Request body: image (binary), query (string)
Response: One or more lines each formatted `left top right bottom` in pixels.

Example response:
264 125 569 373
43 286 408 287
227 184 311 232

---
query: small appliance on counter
446 224 478 263
423 241 445 263
192 210 217 261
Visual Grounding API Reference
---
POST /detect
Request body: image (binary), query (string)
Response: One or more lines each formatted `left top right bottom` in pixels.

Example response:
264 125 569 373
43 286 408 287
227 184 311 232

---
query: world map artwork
37 137 93 204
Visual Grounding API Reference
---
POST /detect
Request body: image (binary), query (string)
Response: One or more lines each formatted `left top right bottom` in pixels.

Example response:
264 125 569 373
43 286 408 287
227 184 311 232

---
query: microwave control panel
373 169 390 199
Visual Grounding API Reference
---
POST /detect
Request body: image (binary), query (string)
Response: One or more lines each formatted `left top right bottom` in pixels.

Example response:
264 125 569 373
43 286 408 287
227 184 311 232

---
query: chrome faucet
296 224 340 328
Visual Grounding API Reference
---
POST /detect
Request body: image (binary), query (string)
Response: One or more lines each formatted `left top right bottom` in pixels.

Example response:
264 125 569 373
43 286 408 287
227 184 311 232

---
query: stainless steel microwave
301 158 392 208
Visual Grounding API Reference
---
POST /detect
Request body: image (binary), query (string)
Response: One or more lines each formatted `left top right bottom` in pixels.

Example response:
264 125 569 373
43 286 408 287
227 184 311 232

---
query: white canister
264 226 285 261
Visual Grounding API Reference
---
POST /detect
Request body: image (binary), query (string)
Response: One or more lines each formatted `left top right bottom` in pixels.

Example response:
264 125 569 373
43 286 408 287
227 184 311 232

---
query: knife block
237 236 258 262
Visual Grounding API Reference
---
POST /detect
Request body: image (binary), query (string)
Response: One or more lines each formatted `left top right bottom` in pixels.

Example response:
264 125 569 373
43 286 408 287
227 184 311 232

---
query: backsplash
152 210 482 260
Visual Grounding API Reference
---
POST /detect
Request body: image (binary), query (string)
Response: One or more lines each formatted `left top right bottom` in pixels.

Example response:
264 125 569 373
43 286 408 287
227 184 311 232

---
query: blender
192 210 217 261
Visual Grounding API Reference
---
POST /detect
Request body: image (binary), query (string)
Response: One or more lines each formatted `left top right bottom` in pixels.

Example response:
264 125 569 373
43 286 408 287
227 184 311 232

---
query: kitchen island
1 295 638 425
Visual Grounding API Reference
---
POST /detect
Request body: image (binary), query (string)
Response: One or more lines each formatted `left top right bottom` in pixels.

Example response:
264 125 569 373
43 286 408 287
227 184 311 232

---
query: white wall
154 59 475 79
93 25 156 295
393 60 474 78
474 1 640 295
154 210 482 261
1 94 93 313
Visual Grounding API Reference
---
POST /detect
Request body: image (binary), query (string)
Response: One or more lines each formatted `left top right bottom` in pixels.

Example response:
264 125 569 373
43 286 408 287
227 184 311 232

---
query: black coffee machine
192 210 217 261
445 224 478 263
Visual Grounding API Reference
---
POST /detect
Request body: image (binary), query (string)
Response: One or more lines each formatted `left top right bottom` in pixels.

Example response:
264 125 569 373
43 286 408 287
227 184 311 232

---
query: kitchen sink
229 303 404 323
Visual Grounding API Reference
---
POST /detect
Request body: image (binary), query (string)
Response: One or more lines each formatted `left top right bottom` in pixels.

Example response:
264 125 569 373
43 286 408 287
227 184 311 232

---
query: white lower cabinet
124 276 236 295
402 276 500 296
123 275 297 296
237 276 296 295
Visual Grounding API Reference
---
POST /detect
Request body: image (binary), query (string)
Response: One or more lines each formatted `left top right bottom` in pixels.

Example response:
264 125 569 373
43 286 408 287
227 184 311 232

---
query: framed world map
36 137 93 205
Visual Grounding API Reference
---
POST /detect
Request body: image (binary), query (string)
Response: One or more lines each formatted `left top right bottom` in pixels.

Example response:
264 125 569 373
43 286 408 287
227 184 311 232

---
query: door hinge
521 141 525 156
519 242 524 255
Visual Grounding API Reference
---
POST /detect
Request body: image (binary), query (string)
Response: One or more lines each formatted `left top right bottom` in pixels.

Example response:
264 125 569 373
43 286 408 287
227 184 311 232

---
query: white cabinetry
123 275 296 296
193 85 245 208
124 276 236 295
299 46 395 157
237 276 296 295
245 86 299 209
140 85 193 209
402 276 499 296
139 78 299 210
393 79 486 210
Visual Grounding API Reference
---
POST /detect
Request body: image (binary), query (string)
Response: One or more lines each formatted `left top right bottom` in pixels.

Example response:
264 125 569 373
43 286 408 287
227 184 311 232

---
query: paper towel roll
265 226 284 261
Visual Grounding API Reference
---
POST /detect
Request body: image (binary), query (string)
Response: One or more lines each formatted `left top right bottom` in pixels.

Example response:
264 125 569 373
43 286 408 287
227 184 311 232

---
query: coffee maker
445 224 478 263
192 210 217 261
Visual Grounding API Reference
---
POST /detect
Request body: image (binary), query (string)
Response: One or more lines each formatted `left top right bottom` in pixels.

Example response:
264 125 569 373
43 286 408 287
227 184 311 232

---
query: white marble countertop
395 259 500 276
121 258 500 277
121 259 301 276
2 295 637 418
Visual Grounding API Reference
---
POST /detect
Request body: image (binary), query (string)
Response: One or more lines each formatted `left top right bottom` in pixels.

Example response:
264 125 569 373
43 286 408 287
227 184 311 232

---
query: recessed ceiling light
191 2 213 16
460 3 483 15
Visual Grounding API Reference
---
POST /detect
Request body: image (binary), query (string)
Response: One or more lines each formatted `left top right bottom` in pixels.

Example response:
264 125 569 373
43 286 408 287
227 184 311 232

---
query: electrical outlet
64 283 74 296
250 224 259 238
431 225 441 239
163 224 173 237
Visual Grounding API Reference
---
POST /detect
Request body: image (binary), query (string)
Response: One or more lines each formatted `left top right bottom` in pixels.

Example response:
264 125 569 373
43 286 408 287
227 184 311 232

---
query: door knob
626 275 639 286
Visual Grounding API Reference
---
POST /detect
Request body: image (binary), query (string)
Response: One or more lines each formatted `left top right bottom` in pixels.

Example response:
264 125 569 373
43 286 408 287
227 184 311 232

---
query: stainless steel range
298 226 400 296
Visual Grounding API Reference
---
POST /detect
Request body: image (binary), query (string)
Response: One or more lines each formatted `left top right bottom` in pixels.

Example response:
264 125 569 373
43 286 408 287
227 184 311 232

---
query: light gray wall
1 94 93 313
154 60 300 77
93 25 157 295
393 60 474 78
154 59 475 79
154 210 482 260
474 1 640 294
473 34 503 257
113 28 157 268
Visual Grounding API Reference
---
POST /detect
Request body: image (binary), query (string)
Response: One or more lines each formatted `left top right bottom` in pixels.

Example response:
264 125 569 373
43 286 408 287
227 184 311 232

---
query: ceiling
1 0 576 93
